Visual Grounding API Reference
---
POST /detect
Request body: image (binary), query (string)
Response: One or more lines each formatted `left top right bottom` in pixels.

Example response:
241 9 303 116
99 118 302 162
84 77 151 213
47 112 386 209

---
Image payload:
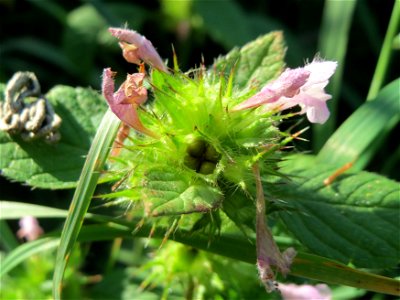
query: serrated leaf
0 84 107 189
211 31 285 90
144 168 222 216
274 154 399 268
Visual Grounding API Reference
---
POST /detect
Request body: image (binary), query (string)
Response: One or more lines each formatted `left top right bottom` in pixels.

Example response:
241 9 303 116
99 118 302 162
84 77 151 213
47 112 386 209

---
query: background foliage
0 0 399 299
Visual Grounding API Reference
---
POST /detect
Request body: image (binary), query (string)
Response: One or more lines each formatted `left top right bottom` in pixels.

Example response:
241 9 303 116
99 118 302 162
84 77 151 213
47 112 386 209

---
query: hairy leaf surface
211 31 285 90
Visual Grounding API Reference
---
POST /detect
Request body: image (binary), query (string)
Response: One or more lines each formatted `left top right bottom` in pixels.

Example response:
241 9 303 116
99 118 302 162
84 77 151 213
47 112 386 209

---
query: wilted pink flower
233 59 337 124
109 27 168 72
253 163 297 292
17 216 44 241
278 283 332 300
102 68 156 137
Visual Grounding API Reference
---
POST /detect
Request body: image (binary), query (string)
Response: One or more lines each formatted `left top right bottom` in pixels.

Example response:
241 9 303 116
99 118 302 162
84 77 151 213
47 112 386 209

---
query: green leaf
275 155 399 269
366 1 400 100
0 201 68 219
53 109 120 299
211 31 285 90
144 168 222 216
317 79 400 169
0 84 107 189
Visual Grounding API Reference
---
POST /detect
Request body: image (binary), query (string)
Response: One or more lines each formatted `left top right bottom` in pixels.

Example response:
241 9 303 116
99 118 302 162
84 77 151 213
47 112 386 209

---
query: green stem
367 0 400 100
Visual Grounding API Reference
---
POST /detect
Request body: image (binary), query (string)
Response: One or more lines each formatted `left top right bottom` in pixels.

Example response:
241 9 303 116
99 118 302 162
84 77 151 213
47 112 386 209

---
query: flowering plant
0 4 398 299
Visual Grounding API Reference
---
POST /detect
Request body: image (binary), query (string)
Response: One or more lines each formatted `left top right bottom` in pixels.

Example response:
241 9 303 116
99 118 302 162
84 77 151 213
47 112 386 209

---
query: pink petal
295 94 331 124
109 27 168 72
101 68 157 137
17 216 44 241
232 68 310 111
120 73 148 105
303 60 337 87
278 283 332 300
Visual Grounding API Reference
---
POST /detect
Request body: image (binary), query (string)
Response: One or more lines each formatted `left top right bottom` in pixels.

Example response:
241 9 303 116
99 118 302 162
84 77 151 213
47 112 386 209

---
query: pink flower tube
233 59 337 124
109 27 168 72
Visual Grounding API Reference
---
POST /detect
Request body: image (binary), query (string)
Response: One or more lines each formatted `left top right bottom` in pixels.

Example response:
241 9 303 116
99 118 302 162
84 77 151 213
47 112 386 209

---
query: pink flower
278 283 332 300
102 68 156 137
233 59 337 124
109 27 168 72
17 216 44 241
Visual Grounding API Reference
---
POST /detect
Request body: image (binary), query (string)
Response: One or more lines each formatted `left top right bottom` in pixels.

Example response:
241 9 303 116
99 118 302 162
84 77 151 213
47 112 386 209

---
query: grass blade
3 219 398 295
0 201 69 219
317 79 400 169
79 223 400 296
313 0 357 151
367 0 400 100
52 109 120 299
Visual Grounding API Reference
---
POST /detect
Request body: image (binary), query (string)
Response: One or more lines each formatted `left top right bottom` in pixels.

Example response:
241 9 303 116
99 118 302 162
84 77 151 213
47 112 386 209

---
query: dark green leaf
0 84 107 189
275 155 399 268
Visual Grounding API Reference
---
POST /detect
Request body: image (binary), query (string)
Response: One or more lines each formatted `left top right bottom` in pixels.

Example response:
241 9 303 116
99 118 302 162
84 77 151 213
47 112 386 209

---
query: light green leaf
317 79 400 169
0 201 68 219
0 84 107 189
211 31 285 90
275 154 399 268
144 168 222 216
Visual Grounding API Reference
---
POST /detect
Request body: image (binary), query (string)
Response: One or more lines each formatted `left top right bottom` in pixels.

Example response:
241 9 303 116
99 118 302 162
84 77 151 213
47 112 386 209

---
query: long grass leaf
78 223 400 296
313 0 357 151
367 0 400 100
52 109 120 299
0 201 69 219
3 219 398 295
316 79 400 169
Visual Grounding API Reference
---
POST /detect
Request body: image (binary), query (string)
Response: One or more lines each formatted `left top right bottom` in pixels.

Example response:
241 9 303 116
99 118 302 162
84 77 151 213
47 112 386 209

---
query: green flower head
101 27 336 293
